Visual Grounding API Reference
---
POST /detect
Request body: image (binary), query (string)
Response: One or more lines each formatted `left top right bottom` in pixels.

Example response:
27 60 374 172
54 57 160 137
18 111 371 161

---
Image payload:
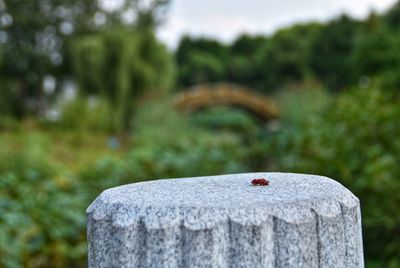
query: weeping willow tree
68 30 174 131
0 0 170 118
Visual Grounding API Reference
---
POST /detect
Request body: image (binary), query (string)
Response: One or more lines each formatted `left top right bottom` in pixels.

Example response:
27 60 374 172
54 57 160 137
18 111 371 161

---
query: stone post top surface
87 173 359 230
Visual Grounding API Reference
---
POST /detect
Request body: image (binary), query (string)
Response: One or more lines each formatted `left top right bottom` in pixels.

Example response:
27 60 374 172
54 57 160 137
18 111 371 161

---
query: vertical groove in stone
261 218 275 268
145 225 182 268
229 221 259 268
181 227 213 267
179 221 230 268
312 206 347 268
273 217 318 268
227 218 233 268
110 219 146 268
179 223 184 268
340 203 364 268
86 216 96 268
272 216 278 268
211 221 230 268
138 219 147 268
311 210 322 268
88 218 113 268
229 218 274 268
145 229 165 267
164 225 183 268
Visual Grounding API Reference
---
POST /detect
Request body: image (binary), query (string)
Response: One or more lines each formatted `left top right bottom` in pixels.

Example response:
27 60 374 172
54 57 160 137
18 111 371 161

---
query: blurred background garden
1 0 400 267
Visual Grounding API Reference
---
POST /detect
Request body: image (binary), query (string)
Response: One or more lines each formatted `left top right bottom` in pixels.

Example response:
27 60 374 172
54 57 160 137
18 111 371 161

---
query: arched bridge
172 83 279 122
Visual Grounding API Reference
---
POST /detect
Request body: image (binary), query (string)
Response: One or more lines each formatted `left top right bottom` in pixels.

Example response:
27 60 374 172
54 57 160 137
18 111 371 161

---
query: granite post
87 173 364 267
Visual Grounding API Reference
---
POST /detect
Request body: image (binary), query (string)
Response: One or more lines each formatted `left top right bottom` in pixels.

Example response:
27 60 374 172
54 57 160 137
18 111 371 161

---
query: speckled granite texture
87 173 364 268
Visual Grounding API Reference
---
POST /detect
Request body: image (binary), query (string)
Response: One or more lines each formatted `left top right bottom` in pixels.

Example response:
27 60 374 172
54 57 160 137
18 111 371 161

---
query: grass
0 120 130 173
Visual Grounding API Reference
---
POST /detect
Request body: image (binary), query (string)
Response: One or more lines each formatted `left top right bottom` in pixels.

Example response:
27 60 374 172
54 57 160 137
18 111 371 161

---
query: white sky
156 0 398 49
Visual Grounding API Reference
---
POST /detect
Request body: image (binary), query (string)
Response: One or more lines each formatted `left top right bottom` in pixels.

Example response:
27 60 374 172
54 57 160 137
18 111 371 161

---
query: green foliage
309 15 360 90
174 22 325 92
127 99 248 178
176 36 229 87
276 83 331 124
354 26 400 90
190 107 259 135
0 0 171 117
0 149 87 267
257 24 321 91
0 0 97 116
0 98 253 267
54 97 115 132
0 80 23 118
226 35 266 88
355 29 400 74
173 13 400 93
384 0 400 30
267 87 400 265
0 116 19 131
69 30 174 130
77 101 250 197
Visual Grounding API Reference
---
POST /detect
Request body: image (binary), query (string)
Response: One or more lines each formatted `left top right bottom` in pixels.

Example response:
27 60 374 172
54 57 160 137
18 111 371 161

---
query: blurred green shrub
54 97 115 132
0 151 87 268
79 99 249 187
267 87 400 266
126 99 249 179
0 80 25 119
0 116 20 131
190 107 259 135
276 84 332 124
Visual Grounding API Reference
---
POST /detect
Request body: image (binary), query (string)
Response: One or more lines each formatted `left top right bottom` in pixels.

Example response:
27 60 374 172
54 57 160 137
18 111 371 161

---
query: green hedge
0 152 87 268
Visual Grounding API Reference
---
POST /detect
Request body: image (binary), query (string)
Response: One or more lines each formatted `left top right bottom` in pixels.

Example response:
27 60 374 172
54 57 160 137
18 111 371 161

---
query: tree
69 30 173 130
176 36 229 88
0 0 98 116
309 15 360 91
354 27 400 90
227 34 267 88
384 0 400 30
0 0 170 117
256 23 321 92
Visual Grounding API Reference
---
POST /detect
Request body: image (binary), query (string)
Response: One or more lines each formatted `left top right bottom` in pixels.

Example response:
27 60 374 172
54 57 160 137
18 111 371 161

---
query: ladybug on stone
251 178 270 186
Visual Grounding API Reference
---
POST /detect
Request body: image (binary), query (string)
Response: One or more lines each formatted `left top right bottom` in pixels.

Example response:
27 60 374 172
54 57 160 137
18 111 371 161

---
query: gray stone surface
87 173 364 268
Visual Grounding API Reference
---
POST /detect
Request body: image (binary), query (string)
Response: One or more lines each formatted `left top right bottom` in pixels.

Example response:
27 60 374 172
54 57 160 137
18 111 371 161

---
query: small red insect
251 178 270 186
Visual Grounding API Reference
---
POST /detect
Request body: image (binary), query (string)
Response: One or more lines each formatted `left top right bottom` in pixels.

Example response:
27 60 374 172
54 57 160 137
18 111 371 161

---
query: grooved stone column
87 173 364 268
